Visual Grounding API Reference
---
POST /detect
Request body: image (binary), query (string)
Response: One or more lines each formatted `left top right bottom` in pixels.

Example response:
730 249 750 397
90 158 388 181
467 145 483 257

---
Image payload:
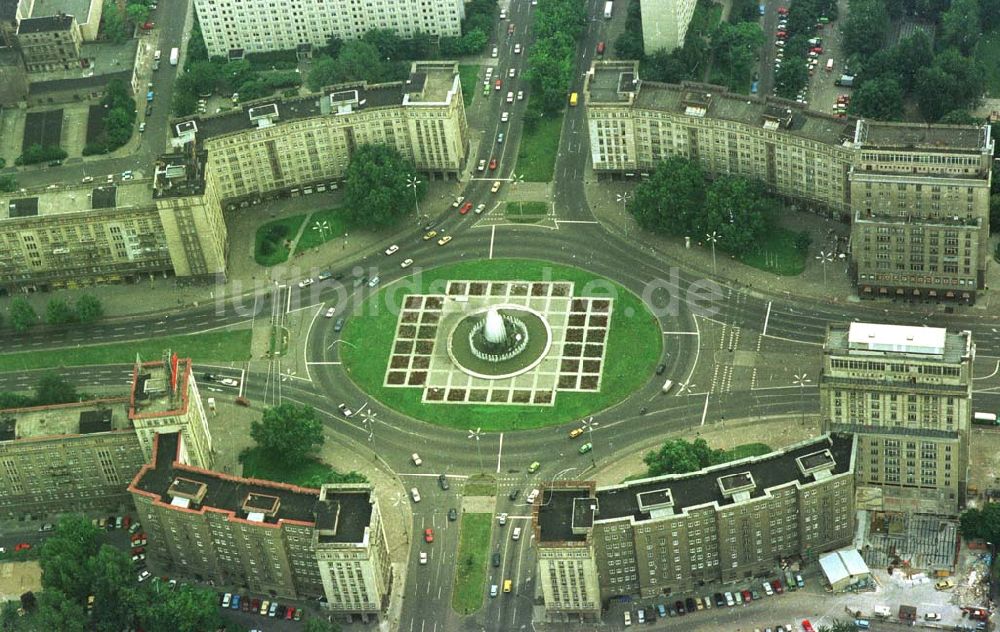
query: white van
526 488 540 503
512 527 521 540
221 593 232 608
661 379 674 394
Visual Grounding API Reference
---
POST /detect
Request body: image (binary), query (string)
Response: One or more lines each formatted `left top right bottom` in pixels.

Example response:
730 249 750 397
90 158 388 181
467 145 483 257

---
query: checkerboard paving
382 281 613 406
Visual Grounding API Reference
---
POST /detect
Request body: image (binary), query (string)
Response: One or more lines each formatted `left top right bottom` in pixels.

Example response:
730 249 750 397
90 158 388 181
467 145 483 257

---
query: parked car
401 258 414 268
410 487 421 502
448 508 458 521
384 244 399 255
137 570 151 582
338 403 354 417
438 473 450 490
411 453 422 466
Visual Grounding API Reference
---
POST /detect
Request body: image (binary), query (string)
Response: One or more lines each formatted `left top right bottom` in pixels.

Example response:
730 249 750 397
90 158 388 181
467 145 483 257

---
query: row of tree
523 0 588 119
84 79 137 155
173 56 303 116
15 144 67 167
440 0 496 56
0 373 85 409
2 294 104 332
0 174 15 192
99 0 155 45
769 0 838 100
306 29 436 94
628 156 773 257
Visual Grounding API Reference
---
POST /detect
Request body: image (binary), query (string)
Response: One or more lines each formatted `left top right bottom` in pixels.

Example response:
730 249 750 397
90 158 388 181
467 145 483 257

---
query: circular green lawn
339 259 662 431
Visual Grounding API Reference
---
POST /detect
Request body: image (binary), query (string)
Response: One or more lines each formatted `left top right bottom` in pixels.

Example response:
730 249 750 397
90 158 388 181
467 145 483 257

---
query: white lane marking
763 300 772 336
700 392 710 426
662 331 698 335
496 432 504 473
489 224 496 259
302 305 324 382
973 359 1000 380
306 361 342 365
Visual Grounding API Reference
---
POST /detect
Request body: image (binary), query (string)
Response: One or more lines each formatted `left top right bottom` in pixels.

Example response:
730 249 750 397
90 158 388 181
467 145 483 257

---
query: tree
135 584 222 632
325 35 344 58
185 60 222 96
981 0 1000 30
893 30 934 94
307 55 339 92
45 298 76 325
644 438 719 477
31 590 87 632
0 392 33 408
959 502 1000 542
8 297 37 332
126 2 150 26
710 21 765 90
250 403 324 461
172 87 198 117
76 294 104 323
34 373 80 405
840 0 890 58
848 78 904 121
703 176 771 256
940 0 981 55
939 110 980 125
88 546 137 632
39 516 101 603
100 0 127 44
0 174 16 192
628 156 706 236
343 144 420 228
304 617 342 632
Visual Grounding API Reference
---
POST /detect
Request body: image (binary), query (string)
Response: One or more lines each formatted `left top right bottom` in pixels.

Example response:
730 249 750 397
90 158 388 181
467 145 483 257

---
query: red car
131 547 145 556
776 31 786 38
489 158 497 170
123 516 132 529
777 6 788 13
811 46 823 53
771 579 784 594
285 607 295 620
424 528 434 543
14 543 30 552
494 79 502 90
741 589 752 602
802 620 815 632
251 598 261 612
596 41 605 55
459 201 473 215
141 21 155 29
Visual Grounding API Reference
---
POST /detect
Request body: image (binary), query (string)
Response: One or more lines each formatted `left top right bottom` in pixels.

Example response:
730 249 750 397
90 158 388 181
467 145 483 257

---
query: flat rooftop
0 399 131 442
134 432 320 527
586 62 639 103
537 435 854 543
315 488 373 544
29 40 138 86
31 0 92 20
129 357 193 418
152 150 207 198
826 323 970 362
17 13 72 32
860 120 989 152
1 180 153 221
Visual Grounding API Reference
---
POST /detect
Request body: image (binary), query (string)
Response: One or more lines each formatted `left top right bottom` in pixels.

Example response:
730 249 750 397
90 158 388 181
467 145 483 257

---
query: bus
604 1 613 18
569 92 578 106
169 47 179 65
974 411 998 425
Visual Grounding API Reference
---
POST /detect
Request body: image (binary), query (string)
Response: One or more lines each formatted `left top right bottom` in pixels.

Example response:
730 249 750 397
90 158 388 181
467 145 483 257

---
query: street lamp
342 232 348 250
406 174 421 223
312 220 330 245
390 491 409 545
816 250 834 285
581 416 598 468
706 231 719 275
361 408 377 462
793 373 811 426
616 192 631 238
510 172 525 187
468 427 484 472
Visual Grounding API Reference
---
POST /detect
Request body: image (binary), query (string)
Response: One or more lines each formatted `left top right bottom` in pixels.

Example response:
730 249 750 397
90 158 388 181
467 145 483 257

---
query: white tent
819 548 872 592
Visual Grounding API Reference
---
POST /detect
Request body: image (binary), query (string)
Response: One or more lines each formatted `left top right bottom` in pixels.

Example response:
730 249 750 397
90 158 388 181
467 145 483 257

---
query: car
145 103 152 116
483 82 490 96
139 122 146 132
497 132 505 144
657 604 667 617
39 523 54 532
259 600 270 615
491 180 502 193
384 244 399 255
935 578 955 590
424 528 434 543
508 68 516 78
295 608 303 622
131 547 145 556
637 608 645 623
121 171 134 180
367 276 380 287
324 307 336 318
656 363 666 375
801 620 815 632
220 377 239 387
777 6 787 13
569 427 584 438
230 594 241 609
459 201 473 215
269 602 279 617
513 43 521 53
795 573 804 588
334 318 345 332
624 611 632 626
298 278 314 288
512 527 521 540
751 589 760 600
771 579 784 594
438 473 450 489
578 442 592 454
528 461 541 473
123 516 132 529
338 403 354 417
409 452 423 466
475 203 486 214
202 373 217 382
675 600 685 615
776 31 786 37
762 580 773 596
775 40 785 46
924 613 942 621
14 543 30 552
517 90 524 100
742 589 752 602
438 235 452 246
400 258 414 268
498 512 508 525
501 111 509 122
489 158 497 170
451 196 464 208
526 488 540 503
81 176 95 183
478 159 486 171
495 79 502 90
422 230 438 240
448 508 458 521
506 91 514 103
490 584 499 598
724 591 734 606
492 46 498 57
492 552 502 566
410 487 421 502
508 488 520 501
138 570 151 582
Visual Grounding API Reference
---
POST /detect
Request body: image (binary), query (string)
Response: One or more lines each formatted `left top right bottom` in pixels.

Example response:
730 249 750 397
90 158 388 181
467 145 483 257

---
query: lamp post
312 220 330 246
793 373 811 426
581 416 598 468
706 231 719 275
616 192 631 238
342 232 348 250
390 491 409 545
406 174 421 223
468 427 484 472
816 250 834 285
361 408 377 462
511 173 525 187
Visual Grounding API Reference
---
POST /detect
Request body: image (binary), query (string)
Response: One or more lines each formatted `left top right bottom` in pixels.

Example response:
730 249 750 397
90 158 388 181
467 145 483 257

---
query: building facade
16 14 81 72
641 0 698 53
129 432 392 619
0 355 212 517
175 61 468 207
820 322 973 515
583 61 993 302
194 0 464 58
533 434 857 622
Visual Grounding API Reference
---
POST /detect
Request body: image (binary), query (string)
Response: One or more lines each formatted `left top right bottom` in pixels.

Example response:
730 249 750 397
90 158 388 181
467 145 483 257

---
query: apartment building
0 355 213 517
16 13 81 72
820 322 974 515
583 61 993 302
850 122 993 302
175 62 468 205
129 432 392 619
533 434 856 622
0 151 226 292
641 0 698 53
194 0 464 58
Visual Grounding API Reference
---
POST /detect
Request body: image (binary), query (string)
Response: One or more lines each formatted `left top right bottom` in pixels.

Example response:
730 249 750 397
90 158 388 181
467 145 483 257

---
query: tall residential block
820 322 973 515
0 355 212 517
175 62 468 206
194 0 464 58
583 61 993 302
129 432 392 619
641 0 698 53
533 435 856 623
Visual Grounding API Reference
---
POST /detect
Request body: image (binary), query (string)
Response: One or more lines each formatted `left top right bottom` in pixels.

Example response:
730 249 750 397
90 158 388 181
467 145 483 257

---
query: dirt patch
23 110 63 150
0 561 42 602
